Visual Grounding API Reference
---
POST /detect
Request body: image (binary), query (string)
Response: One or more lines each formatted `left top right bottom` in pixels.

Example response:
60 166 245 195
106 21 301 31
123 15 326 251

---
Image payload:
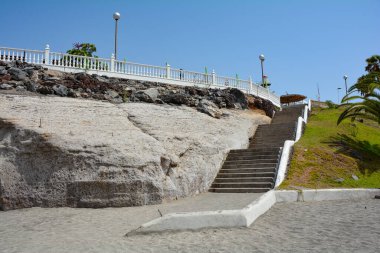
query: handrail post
212 69 216 85
166 63 171 79
44 44 50 65
111 53 115 72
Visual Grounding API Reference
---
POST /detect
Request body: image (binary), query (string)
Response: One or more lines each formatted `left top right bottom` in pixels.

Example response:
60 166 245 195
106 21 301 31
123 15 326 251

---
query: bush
325 100 337 109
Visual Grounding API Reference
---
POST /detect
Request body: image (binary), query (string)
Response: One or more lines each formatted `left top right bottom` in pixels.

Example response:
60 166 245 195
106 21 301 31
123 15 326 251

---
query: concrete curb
126 188 380 235
274 140 295 187
276 188 380 202
127 190 276 235
277 103 308 187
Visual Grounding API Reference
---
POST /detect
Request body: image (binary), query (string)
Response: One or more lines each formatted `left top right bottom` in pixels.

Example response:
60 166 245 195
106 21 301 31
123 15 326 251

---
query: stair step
249 145 283 148
224 158 278 164
250 142 290 145
219 168 276 173
209 188 271 193
225 155 279 160
213 177 274 183
229 148 281 153
217 172 276 178
211 182 273 188
222 163 277 169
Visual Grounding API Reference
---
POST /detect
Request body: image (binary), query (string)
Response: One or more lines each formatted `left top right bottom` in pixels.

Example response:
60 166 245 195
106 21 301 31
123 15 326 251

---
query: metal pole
260 60 264 87
114 19 118 60
344 78 347 95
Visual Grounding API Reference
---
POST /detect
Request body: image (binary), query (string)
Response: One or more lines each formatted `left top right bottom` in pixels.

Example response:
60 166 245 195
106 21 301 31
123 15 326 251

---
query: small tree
355 71 380 95
64 43 107 70
349 55 380 95
66 43 97 57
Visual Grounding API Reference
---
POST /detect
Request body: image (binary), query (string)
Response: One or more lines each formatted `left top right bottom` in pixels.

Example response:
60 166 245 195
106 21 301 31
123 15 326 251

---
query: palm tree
365 55 380 73
337 82 380 125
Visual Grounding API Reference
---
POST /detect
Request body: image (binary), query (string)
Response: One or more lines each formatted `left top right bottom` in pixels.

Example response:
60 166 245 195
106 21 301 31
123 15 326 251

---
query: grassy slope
280 107 380 189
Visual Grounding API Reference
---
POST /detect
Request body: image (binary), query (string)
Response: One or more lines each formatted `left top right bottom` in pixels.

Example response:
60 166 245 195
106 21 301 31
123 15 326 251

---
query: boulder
197 99 222 118
53 84 68 97
7 67 29 81
0 84 12 90
224 88 248 109
160 93 190 105
134 88 159 103
104 90 122 103
0 66 7 75
25 81 38 92
37 86 54 95
16 86 26 91
23 67 35 76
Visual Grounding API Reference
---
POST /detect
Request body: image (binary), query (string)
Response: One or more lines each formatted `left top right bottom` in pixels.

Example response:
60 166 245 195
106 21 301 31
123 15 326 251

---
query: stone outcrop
0 60 276 117
0 95 270 210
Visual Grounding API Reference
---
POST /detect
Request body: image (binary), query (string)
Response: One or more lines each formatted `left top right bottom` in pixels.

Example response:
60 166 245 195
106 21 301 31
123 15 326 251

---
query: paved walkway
1 197 378 253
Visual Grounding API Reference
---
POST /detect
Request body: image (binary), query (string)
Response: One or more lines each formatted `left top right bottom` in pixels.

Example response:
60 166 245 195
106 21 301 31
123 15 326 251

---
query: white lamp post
337 87 342 104
113 12 121 60
259 54 265 87
343 75 348 95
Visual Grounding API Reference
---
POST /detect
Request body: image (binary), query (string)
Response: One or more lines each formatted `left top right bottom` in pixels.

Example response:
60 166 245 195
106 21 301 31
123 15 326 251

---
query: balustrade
0 46 280 107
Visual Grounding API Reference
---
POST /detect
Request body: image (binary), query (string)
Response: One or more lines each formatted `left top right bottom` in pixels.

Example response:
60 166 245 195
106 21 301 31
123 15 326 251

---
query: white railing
0 45 281 107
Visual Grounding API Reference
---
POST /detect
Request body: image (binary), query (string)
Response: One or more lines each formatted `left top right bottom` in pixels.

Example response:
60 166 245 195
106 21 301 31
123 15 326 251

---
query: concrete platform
157 192 263 214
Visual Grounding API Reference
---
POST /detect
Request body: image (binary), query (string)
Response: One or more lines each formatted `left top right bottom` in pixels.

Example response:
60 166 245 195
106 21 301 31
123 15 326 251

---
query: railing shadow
326 134 380 174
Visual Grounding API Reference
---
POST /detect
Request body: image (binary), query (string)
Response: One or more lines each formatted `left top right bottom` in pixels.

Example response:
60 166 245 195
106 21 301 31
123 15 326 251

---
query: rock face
0 60 276 117
0 95 270 210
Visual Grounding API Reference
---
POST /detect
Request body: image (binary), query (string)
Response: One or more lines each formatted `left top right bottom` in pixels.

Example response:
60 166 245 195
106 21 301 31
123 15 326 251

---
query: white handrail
0 46 281 107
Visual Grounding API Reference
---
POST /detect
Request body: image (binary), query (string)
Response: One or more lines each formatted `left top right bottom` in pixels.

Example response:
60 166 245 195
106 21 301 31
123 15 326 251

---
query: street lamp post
113 12 121 60
343 75 348 95
259 54 265 87
337 87 342 104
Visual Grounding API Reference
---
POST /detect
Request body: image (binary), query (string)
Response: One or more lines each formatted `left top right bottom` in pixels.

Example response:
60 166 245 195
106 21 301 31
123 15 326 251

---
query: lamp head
113 12 121 20
259 54 265 61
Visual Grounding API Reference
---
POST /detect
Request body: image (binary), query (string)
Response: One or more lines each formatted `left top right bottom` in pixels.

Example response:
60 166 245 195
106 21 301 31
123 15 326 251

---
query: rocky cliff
0 95 270 210
0 60 274 210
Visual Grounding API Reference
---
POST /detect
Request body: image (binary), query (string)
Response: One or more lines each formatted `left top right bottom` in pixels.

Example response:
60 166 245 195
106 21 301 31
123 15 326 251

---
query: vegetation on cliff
280 106 380 189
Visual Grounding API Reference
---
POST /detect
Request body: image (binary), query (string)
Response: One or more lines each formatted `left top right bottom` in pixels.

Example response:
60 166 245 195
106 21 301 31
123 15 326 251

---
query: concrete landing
158 192 263 215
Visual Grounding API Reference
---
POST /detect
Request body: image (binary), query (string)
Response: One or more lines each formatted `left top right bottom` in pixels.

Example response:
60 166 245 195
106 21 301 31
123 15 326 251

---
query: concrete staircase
209 105 305 193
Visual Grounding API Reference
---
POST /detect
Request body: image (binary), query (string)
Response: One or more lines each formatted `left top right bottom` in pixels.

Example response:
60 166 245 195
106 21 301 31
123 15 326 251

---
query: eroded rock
0 95 270 210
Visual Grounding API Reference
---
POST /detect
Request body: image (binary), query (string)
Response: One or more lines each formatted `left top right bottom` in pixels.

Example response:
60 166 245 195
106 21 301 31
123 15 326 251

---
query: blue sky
1 0 379 103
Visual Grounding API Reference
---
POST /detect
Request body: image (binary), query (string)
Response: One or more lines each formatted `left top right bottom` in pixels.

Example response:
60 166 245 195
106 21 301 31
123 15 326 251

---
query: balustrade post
166 63 171 79
212 69 216 85
111 53 115 72
44 44 50 65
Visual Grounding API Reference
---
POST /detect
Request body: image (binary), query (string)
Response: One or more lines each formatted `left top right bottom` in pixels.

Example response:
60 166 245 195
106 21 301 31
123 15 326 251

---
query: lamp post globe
113 12 121 20
259 54 265 61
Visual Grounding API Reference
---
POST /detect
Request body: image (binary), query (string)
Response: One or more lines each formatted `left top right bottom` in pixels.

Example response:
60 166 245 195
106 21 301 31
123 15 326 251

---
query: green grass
280 107 380 189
